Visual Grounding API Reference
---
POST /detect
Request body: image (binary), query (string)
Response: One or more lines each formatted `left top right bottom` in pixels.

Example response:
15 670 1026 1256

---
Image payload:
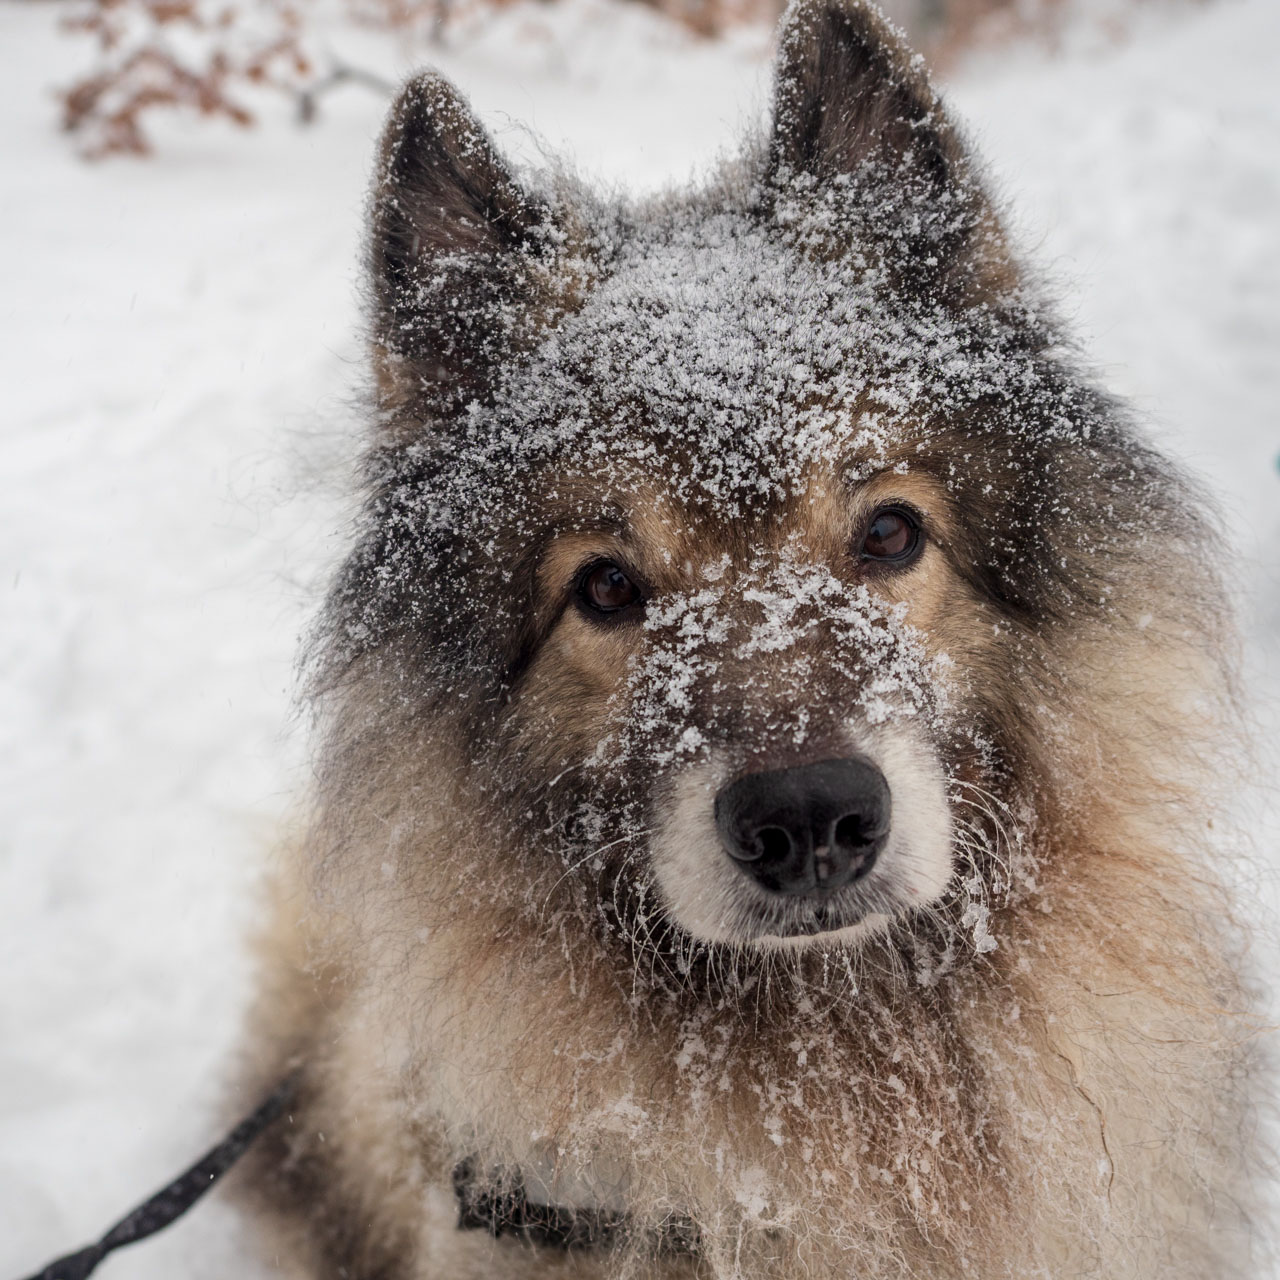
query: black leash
18 1072 299 1280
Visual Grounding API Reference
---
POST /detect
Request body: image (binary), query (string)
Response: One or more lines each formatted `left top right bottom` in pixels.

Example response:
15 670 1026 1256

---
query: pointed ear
369 73 561 418
767 0 959 187
765 0 1010 294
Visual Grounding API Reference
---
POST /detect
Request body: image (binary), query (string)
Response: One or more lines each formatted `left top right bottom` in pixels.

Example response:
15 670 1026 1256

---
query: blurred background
1 0 1277 1274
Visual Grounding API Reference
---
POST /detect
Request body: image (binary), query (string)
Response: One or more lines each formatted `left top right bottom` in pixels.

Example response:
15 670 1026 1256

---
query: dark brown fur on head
237 3 1267 1278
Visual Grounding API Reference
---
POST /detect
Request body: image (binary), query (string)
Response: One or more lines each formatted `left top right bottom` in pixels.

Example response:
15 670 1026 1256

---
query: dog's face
326 0 1171 963
454 209 1002 952
513 460 961 949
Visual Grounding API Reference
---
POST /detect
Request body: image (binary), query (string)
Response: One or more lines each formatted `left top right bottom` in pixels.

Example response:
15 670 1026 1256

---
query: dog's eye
860 506 923 565
578 561 643 615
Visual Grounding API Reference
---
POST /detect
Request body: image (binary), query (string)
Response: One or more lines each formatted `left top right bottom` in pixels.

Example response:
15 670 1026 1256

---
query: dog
232 2 1266 1275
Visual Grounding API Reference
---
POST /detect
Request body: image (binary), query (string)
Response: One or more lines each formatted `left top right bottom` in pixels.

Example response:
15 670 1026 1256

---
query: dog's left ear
369 73 566 421
765 0 1010 292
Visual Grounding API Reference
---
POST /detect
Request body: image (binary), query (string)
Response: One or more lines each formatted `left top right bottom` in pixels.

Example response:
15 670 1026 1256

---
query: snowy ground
1 0 1276 1274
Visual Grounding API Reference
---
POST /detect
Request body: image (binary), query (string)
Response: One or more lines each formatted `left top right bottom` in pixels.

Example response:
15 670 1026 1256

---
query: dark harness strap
452 1157 628 1250
18 1073 299 1280
452 1157 698 1257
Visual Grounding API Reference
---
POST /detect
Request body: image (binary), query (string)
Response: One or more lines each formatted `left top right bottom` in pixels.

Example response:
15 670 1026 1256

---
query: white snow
1 0 1276 1273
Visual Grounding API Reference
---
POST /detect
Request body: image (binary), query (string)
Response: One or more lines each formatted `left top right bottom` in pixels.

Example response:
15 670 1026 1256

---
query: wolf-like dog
233 2 1267 1275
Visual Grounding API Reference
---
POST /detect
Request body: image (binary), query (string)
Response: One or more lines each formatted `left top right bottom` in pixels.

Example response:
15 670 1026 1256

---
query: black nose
714 758 891 897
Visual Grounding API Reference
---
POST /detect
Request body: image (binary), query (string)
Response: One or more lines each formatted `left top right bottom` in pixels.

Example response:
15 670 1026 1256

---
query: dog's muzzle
714 757 890 898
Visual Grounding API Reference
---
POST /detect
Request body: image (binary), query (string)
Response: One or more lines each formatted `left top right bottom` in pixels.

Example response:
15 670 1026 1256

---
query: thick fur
232 2 1268 1276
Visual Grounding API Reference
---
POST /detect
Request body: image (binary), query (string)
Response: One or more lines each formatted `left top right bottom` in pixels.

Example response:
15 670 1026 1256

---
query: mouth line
749 897 870 939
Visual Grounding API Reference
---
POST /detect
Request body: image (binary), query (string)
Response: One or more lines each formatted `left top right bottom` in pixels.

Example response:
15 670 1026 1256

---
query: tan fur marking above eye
532 481 733 614
794 464 950 556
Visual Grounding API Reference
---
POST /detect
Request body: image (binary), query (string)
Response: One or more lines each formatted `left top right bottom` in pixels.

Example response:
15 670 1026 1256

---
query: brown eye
860 506 923 565
578 561 643 615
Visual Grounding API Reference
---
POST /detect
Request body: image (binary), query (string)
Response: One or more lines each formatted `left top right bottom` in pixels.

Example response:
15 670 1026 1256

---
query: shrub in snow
60 0 315 157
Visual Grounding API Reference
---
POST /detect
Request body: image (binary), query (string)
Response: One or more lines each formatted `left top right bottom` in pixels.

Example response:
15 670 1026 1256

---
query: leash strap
19 1072 299 1280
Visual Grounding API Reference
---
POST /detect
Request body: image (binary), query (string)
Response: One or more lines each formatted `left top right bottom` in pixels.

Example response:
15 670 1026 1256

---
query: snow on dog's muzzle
714 757 890 898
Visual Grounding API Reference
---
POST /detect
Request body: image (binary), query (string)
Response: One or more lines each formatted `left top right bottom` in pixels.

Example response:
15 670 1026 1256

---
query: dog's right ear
369 73 561 419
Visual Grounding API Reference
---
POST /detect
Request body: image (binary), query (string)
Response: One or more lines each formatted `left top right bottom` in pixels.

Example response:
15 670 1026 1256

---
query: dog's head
320 0 1203 964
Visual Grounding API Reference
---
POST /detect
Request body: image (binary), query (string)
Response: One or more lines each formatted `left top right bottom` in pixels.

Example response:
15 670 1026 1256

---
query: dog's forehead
484 207 1046 515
